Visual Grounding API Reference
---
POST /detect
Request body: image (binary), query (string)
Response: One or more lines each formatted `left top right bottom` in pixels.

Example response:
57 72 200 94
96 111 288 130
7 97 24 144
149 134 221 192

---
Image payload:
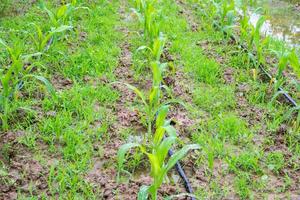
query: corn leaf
146 153 161 177
163 144 200 174
117 143 140 179
138 185 149 200
157 136 176 166
155 105 169 128
57 5 68 18
24 75 56 97
153 127 165 146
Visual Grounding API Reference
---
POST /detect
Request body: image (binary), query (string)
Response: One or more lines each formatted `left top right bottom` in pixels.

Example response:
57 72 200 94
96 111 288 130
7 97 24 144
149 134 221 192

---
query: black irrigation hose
157 102 195 199
213 21 299 108
167 145 196 200
230 34 298 107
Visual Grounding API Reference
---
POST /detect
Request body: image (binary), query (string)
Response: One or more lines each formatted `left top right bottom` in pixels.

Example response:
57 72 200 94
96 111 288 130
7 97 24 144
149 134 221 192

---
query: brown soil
0 132 48 200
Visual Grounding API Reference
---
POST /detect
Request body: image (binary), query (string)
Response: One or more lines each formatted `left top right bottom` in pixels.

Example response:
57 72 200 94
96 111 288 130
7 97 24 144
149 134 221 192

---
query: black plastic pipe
156 103 195 199
213 21 299 108
230 34 298 107
168 147 196 200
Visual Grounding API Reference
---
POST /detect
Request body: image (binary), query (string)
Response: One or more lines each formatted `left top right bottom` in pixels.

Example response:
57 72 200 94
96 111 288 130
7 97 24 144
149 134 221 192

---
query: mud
0 132 48 200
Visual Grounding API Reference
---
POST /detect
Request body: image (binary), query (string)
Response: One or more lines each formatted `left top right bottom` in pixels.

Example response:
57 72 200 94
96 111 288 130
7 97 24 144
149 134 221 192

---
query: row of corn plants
117 0 199 199
0 1 87 131
197 0 300 89
194 0 300 123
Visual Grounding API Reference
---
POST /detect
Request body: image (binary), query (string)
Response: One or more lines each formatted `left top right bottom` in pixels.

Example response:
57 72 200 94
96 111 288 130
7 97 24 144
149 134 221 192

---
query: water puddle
248 0 300 47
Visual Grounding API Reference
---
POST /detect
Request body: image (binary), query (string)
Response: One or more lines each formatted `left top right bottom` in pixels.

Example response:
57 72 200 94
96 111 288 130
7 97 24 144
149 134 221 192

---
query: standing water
249 0 300 47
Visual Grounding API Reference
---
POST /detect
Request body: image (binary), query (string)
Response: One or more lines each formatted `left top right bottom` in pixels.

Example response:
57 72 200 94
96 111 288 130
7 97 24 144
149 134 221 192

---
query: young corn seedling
137 33 166 62
117 105 200 199
132 0 160 42
116 61 169 140
0 39 55 130
39 0 89 28
213 0 236 37
239 5 250 45
30 23 73 52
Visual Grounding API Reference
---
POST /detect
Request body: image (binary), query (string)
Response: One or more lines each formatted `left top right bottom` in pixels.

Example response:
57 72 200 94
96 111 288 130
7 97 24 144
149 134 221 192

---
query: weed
214 113 251 144
0 0 9 15
265 151 285 174
234 172 252 200
193 84 235 113
227 150 262 174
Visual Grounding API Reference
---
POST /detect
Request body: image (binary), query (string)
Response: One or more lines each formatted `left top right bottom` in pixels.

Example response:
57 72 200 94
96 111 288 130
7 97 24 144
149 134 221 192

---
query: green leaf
57 5 68 18
136 45 152 54
138 185 149 200
24 75 56 97
163 144 200 174
113 82 148 107
155 105 169 128
289 50 300 77
157 136 176 166
117 143 140 180
163 125 177 137
146 153 161 177
149 86 160 108
51 25 73 33
153 127 165 146
124 82 147 107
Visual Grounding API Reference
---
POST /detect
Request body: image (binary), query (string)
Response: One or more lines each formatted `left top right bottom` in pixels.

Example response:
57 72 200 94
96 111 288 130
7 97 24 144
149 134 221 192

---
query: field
1 0 300 199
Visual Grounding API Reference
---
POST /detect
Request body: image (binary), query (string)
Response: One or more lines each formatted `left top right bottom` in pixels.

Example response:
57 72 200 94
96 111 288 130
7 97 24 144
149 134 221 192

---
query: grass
0 0 300 199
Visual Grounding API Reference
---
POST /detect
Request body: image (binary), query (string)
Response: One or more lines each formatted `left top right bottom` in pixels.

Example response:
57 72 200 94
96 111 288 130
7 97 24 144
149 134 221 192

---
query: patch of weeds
0 143 12 163
234 172 252 200
265 151 285 175
192 132 226 174
0 161 14 191
61 128 93 163
209 179 228 199
227 150 262 174
193 84 235 113
212 113 252 144
18 130 37 149
48 161 96 199
193 58 221 84
247 82 269 105
40 112 73 144
265 106 286 133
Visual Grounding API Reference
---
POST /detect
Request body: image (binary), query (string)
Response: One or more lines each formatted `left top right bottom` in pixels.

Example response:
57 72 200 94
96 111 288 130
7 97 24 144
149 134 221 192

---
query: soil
0 132 49 200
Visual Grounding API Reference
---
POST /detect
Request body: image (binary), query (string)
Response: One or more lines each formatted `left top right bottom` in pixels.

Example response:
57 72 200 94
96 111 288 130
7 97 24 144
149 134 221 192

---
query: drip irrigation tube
213 21 299 108
168 147 196 200
230 34 298 107
157 105 195 199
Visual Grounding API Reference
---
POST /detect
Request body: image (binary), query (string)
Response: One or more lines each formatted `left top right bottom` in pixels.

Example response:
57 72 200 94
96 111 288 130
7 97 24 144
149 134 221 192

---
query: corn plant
0 39 55 130
117 105 200 199
239 5 250 45
39 0 89 28
30 23 72 52
132 0 160 42
117 61 169 139
212 0 236 36
137 33 166 61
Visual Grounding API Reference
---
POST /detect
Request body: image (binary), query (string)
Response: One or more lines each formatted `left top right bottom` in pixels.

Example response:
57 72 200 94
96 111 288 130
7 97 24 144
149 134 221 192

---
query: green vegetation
0 0 300 199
